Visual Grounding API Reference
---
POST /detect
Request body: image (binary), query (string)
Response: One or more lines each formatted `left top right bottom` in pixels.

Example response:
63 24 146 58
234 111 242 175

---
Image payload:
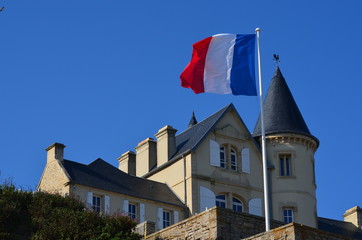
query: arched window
220 146 226 168
232 197 243 212
230 149 237 170
216 194 226 208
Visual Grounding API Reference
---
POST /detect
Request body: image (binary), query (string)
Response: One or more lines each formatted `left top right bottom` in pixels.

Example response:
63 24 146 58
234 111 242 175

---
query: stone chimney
118 151 136 176
46 143 65 163
155 125 177 167
343 206 362 229
134 138 157 177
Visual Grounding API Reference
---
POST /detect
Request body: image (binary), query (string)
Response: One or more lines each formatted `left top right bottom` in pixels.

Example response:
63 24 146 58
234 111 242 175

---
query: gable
37 160 71 194
173 104 260 160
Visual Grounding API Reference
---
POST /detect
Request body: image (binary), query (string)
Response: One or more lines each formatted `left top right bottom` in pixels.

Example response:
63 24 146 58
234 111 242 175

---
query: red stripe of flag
180 36 213 94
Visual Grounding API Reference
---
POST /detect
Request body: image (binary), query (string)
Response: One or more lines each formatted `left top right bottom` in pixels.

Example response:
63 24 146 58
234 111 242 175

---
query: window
92 195 101 213
128 203 137 220
232 197 243 212
216 195 226 208
283 208 294 223
163 210 171 228
280 154 292 176
220 146 226 168
230 149 237 170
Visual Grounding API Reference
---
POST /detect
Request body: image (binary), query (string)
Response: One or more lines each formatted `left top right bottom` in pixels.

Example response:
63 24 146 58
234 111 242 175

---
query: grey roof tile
168 103 260 161
318 217 362 239
62 158 184 207
173 104 232 159
187 111 198 128
253 67 319 145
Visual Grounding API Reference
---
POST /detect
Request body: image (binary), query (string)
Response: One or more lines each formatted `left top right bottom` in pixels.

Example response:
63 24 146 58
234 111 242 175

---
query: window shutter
173 210 179 224
199 186 215 212
157 207 163 230
249 198 262 216
123 199 129 214
210 140 220 166
242 148 250 173
87 192 93 209
140 203 145 223
104 195 110 214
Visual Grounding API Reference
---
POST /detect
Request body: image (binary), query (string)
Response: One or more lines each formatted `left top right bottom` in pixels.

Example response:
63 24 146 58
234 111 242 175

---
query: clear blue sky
1 1 361 221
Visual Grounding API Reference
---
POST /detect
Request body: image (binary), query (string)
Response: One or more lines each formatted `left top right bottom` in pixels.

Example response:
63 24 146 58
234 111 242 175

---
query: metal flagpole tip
255 28 261 32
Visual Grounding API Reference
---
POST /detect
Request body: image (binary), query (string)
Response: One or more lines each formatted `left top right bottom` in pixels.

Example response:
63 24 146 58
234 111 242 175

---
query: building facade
38 67 361 238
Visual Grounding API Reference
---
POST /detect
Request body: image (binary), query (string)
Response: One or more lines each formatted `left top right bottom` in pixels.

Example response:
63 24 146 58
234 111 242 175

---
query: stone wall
135 221 156 239
145 207 284 240
243 222 354 240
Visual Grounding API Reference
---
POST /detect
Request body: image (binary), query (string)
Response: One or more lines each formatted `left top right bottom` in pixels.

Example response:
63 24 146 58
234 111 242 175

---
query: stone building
37 67 362 239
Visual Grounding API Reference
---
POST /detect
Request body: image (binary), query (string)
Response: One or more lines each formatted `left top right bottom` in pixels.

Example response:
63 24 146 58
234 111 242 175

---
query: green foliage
0 181 141 240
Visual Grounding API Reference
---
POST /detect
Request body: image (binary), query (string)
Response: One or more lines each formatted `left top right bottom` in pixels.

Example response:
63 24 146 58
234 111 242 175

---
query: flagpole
255 28 270 231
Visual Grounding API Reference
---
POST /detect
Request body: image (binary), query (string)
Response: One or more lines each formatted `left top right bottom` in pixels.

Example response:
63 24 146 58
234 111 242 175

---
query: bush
0 181 141 240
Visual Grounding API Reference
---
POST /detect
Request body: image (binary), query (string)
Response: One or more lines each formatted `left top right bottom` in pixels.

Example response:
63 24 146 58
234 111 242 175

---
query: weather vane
273 54 280 66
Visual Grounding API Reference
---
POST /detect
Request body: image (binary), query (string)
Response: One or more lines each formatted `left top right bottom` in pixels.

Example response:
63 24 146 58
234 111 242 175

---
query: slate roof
318 217 362 239
173 104 232 159
253 67 319 145
62 158 184 207
187 111 198 128
170 103 259 160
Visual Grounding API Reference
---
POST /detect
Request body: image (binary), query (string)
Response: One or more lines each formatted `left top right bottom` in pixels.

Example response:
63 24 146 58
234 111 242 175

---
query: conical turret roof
253 67 318 145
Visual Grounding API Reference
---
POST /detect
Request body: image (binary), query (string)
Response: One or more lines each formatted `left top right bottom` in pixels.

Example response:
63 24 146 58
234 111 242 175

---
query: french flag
180 34 257 96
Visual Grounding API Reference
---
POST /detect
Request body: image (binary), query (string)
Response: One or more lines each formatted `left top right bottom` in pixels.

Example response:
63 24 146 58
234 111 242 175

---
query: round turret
253 67 319 227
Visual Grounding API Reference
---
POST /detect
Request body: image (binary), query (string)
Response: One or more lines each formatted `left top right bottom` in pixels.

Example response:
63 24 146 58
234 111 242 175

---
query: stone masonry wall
216 207 283 239
243 223 354 240
145 207 284 240
135 221 156 239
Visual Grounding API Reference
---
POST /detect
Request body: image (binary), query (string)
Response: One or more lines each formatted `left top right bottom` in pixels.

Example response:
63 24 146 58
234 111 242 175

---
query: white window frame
216 194 226 208
283 208 294 223
232 197 243 212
